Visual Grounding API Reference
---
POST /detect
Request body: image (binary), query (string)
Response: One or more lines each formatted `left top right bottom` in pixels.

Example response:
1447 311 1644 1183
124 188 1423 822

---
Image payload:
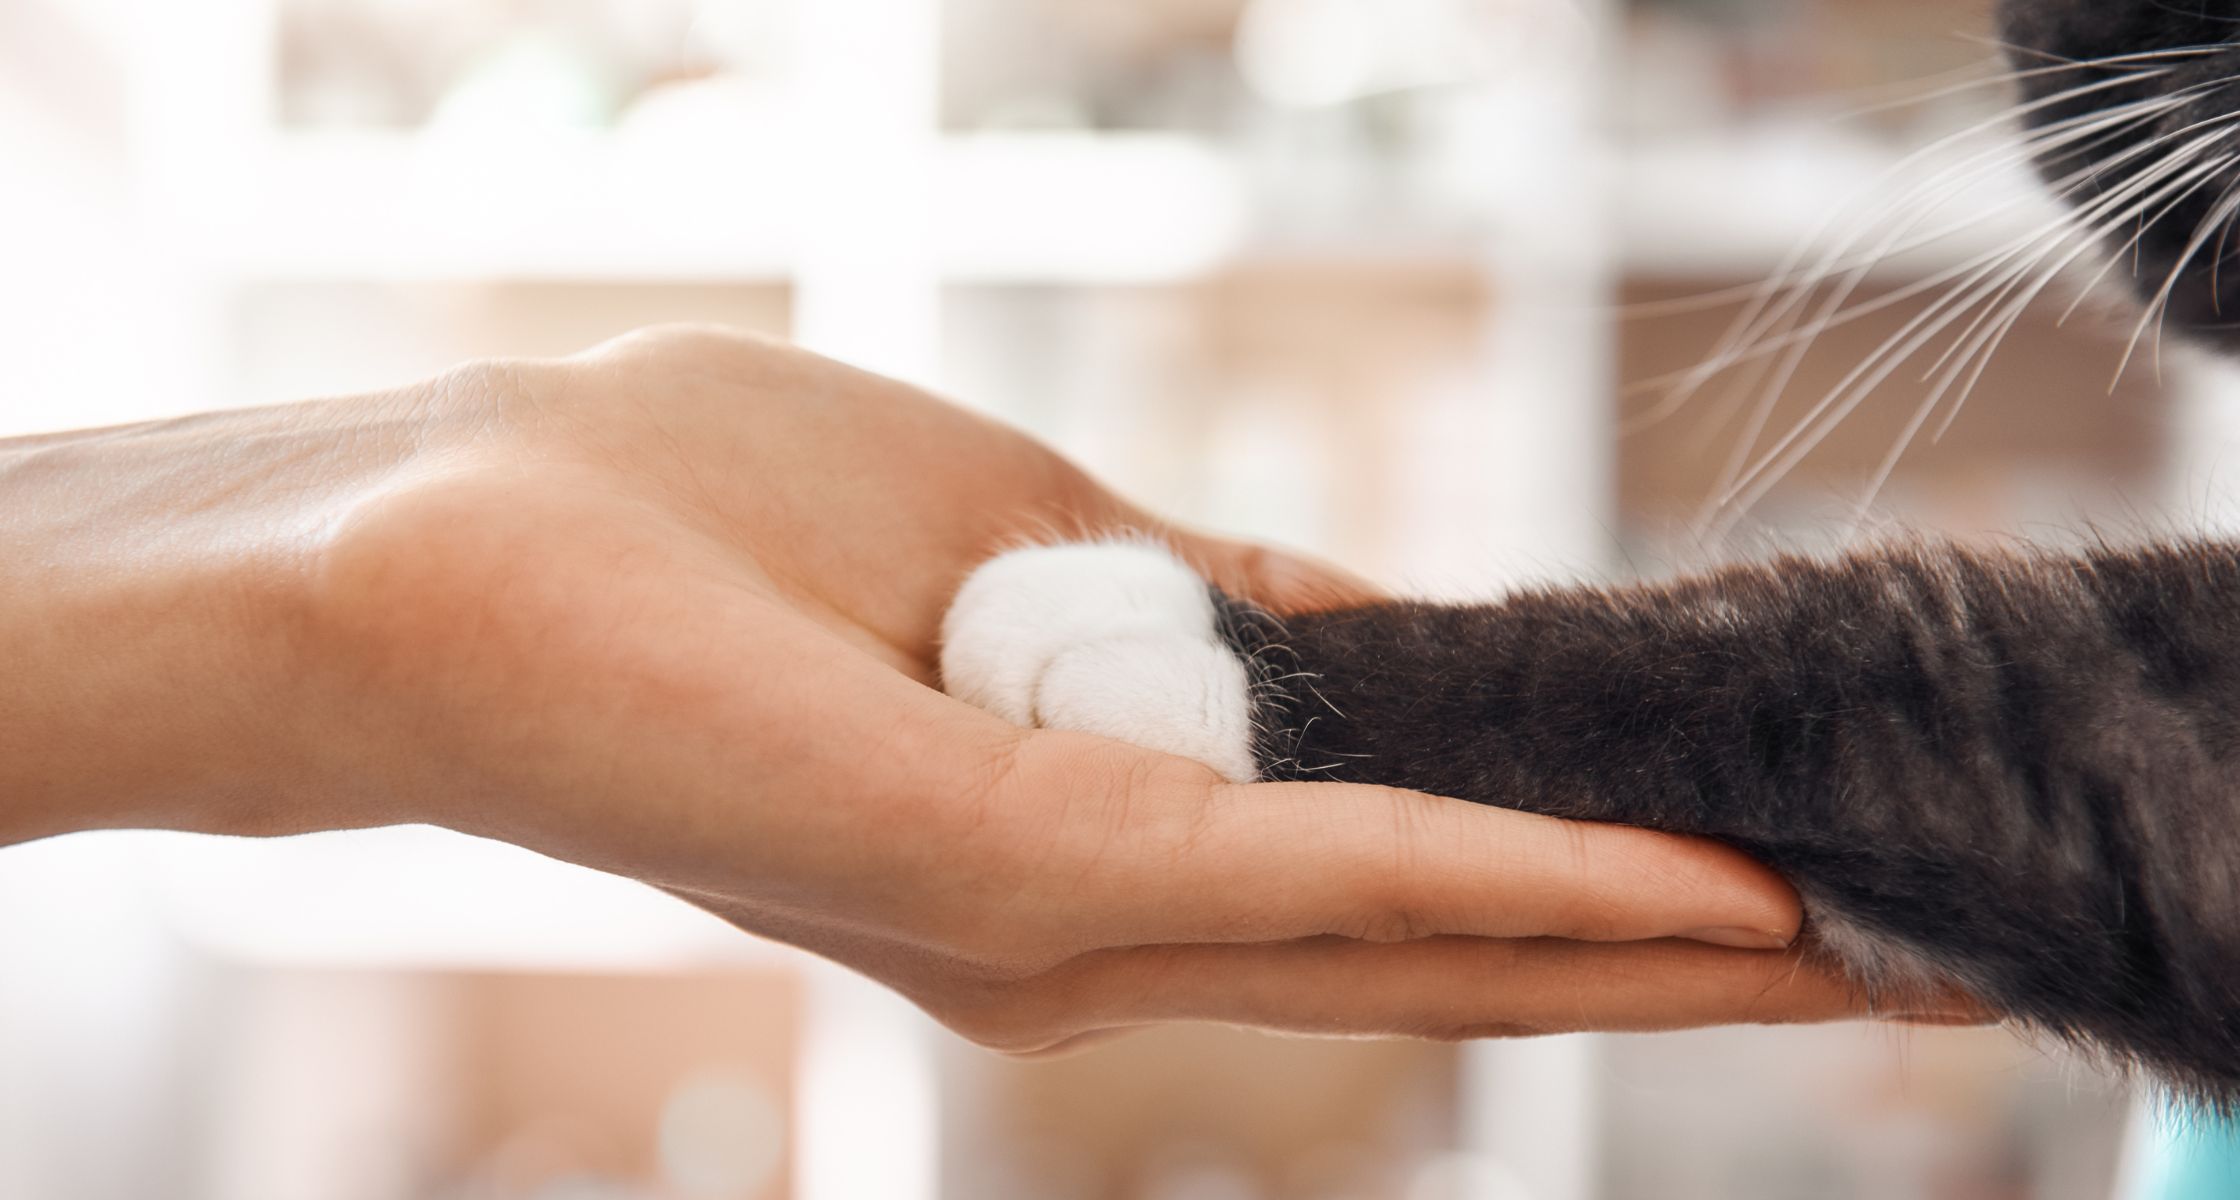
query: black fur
2000 0 2240 346
1214 538 2240 1104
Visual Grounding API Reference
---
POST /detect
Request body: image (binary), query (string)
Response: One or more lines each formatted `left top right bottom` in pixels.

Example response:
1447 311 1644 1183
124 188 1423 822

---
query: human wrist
0 403 441 845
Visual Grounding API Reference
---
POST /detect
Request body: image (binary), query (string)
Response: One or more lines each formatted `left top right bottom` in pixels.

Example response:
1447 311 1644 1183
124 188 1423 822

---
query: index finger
1043 749 1803 951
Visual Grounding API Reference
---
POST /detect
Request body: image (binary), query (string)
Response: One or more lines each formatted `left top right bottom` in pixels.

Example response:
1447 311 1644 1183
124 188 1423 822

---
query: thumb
1056 463 1378 613
1156 526 1386 614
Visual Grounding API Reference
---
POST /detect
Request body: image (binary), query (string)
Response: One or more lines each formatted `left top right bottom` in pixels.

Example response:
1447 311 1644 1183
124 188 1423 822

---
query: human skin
0 327 1972 1053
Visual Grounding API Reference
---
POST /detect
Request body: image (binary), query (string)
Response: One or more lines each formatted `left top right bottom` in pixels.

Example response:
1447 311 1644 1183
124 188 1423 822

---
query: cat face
1999 0 2240 347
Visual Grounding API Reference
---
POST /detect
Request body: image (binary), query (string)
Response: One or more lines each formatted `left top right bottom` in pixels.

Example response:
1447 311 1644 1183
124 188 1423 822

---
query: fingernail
1681 927 1792 951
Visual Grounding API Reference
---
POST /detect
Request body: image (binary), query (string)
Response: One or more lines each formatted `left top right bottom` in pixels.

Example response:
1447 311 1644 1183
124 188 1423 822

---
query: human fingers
935 936 1903 1055
1155 526 1386 614
1000 736 1802 953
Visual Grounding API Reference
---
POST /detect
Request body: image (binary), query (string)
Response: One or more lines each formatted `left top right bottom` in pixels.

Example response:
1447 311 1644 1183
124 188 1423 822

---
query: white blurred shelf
126 825 806 973
211 131 798 281
203 130 1249 285
203 124 2075 289
934 133 1249 282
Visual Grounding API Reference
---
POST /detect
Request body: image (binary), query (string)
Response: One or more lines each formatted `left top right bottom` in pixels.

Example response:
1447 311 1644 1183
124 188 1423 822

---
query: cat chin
940 541 1260 784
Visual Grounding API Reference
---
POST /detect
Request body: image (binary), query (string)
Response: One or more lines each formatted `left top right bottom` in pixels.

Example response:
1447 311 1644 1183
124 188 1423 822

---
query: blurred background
3 0 2229 1196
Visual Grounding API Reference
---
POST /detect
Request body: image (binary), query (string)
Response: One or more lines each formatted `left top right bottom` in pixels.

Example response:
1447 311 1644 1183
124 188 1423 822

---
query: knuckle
988 730 1215 874
1325 873 1436 944
567 326 805 419
1325 789 1443 941
925 739 1083 908
948 728 1040 832
1098 752 1219 856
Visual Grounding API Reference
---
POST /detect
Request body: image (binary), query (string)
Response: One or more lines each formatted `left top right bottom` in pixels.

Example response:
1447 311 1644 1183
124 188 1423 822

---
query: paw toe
941 542 1258 782
1039 634 1257 783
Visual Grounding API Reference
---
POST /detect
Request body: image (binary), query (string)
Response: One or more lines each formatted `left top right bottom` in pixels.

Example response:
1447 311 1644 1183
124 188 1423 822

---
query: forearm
1259 540 2240 841
0 401 444 845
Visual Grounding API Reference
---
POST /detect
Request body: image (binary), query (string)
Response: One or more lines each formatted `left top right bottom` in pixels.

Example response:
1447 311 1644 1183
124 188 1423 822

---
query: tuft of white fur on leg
940 542 1260 783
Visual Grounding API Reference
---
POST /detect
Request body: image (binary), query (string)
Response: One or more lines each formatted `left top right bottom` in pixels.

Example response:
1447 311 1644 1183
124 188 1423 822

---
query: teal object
2133 1109 2240 1200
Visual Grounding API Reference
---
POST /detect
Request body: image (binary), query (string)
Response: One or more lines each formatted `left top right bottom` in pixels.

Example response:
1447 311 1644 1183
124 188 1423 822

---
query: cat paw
940 542 1259 783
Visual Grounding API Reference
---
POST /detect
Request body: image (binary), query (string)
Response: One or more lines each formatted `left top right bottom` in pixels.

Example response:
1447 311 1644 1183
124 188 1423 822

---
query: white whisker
1855 153 2240 529
1635 69 2188 412
1707 132 2240 536
1630 82 2203 411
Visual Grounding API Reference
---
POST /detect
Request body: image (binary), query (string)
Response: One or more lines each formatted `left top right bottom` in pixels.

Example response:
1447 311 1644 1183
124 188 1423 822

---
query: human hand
0 327 1970 1051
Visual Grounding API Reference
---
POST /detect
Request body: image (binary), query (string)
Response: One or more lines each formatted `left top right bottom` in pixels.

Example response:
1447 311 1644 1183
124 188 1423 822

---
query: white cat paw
940 542 1259 783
